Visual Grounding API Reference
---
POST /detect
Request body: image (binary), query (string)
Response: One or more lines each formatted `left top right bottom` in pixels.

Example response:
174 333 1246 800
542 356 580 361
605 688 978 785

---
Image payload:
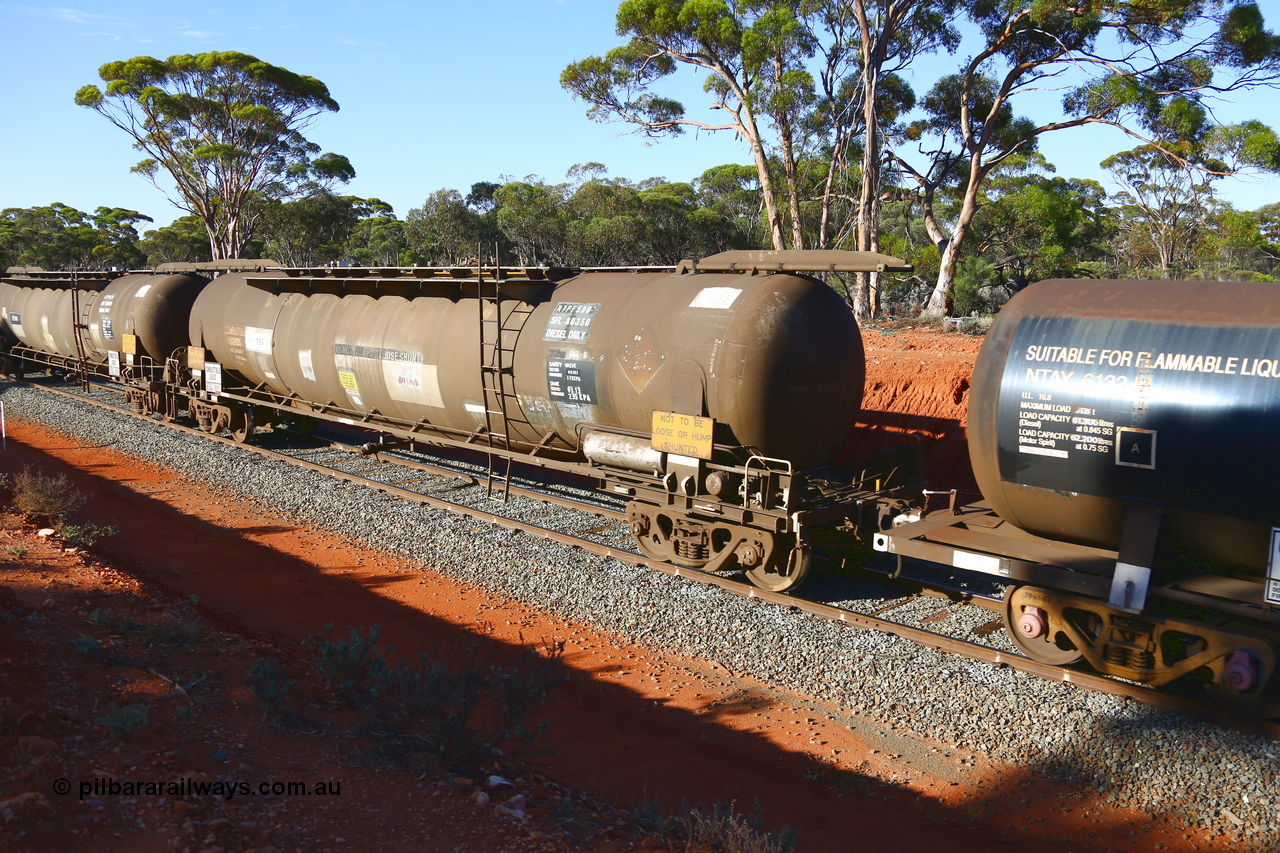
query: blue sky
2 1 1276 232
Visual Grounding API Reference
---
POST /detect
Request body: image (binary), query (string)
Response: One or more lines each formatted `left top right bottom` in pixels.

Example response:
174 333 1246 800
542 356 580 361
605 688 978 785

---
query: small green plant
299 624 563 770
6 545 27 559
247 657 294 718
3 466 88 524
98 703 149 736
680 799 798 853
85 604 203 649
55 522 118 549
955 316 992 335
73 635 109 660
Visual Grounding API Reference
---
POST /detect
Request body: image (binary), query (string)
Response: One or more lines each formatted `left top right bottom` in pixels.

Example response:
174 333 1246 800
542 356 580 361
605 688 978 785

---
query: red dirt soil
0 326 1241 853
849 323 982 493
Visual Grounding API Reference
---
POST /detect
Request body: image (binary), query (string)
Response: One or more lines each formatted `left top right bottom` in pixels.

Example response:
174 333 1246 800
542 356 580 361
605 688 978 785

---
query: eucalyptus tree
76 51 354 260
1198 205 1276 280
406 190 484 266
693 163 766 247
494 180 573 266
562 1 957 317
259 193 392 268
1101 146 1216 278
823 0 959 316
0 203 151 270
346 203 408 267
892 1 1280 315
972 154 1112 286
562 1 824 250
138 215 213 266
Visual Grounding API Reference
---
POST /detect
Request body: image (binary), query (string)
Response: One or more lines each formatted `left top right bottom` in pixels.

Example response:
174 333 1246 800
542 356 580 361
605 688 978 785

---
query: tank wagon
876 279 1280 715
4 257 1279 716
0 251 918 593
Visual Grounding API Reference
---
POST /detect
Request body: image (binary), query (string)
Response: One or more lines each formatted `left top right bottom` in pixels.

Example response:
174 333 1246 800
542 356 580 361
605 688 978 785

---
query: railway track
15 375 1280 741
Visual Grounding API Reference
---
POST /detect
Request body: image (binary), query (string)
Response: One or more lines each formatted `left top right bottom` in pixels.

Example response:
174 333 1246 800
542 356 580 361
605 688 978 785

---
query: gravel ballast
4 381 1278 848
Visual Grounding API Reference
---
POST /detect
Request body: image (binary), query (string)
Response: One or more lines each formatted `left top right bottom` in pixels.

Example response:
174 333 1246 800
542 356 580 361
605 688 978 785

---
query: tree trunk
744 124 786 250
925 236 961 317
853 60 881 319
817 137 840 251
923 177 980 317
780 126 805 250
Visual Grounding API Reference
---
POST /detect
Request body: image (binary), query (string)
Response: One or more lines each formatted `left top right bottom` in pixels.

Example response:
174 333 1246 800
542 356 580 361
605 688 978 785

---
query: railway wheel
745 537 812 593
230 409 254 443
1003 584 1084 666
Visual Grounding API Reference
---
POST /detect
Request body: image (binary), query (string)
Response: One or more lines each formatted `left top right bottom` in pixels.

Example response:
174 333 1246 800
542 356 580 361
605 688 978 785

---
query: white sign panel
299 349 316 382
689 287 742 310
244 326 273 355
383 361 445 408
107 350 120 377
204 362 222 394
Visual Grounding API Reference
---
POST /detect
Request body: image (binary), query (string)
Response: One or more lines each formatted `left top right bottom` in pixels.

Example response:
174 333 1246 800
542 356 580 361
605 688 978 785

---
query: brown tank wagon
187 261 864 467
0 270 209 366
174 251 915 590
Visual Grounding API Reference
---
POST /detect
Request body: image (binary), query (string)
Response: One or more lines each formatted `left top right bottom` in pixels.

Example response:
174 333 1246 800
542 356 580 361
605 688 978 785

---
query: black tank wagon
877 278 1280 716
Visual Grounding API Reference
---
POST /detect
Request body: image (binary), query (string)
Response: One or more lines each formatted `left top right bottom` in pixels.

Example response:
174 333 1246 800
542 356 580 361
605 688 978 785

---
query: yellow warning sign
121 333 138 355
187 346 206 370
651 411 715 460
338 369 360 391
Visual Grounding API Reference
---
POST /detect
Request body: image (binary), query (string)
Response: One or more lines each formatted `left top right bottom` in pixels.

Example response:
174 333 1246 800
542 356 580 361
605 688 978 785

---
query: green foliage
54 522 118 549
346 202 408 266
1101 145 1213 276
1 466 88 525
97 703 149 737
680 799 798 853
488 164 752 267
300 624 562 768
562 1 873 249
969 154 1113 285
76 51 352 259
897 0 1280 314
260 193 391 267
951 256 1002 316
247 657 294 717
0 204 151 270
406 189 484 265
138 214 213 265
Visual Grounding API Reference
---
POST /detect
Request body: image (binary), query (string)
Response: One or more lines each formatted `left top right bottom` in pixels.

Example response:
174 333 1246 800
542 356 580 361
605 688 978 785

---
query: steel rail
13 379 1280 740
22 376 628 521
316 433 628 522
